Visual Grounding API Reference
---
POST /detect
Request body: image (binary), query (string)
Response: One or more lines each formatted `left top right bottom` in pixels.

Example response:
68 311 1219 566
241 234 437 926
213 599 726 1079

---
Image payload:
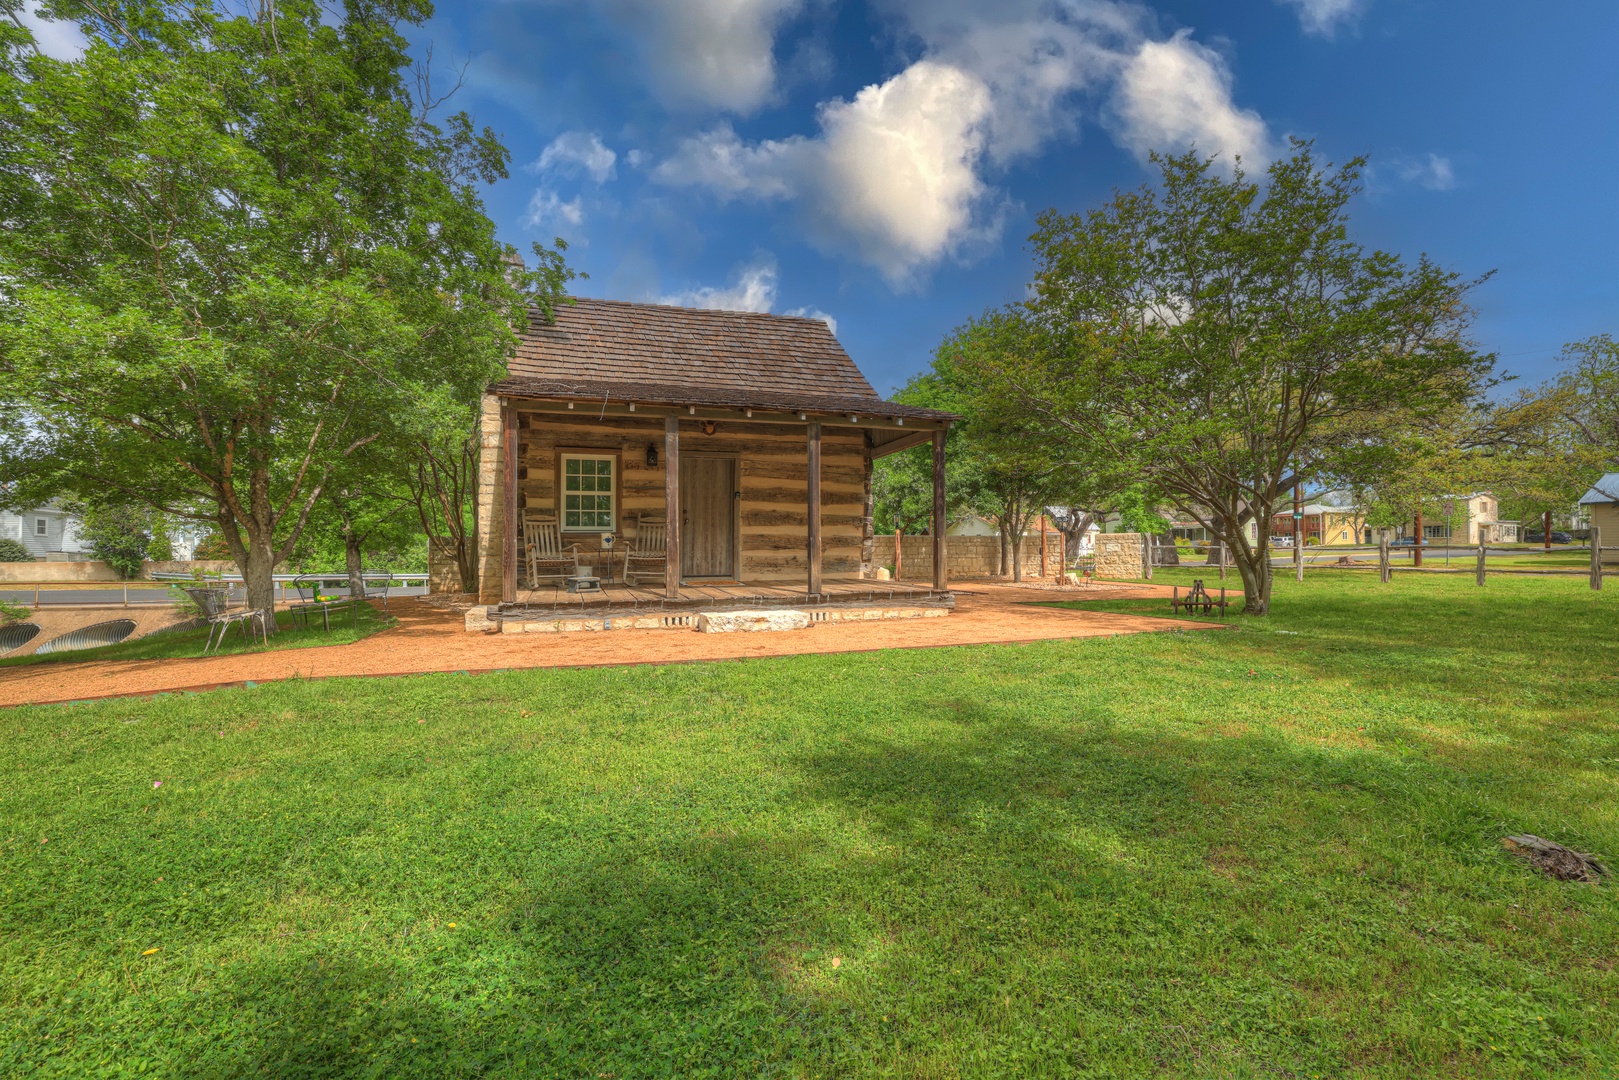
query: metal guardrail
1 571 430 609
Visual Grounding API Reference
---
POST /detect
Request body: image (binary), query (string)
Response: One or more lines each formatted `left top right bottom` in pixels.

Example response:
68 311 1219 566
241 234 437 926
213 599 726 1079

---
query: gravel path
0 582 1223 707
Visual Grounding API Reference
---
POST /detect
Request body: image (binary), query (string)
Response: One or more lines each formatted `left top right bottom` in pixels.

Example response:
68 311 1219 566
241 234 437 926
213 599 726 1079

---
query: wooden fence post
1476 540 1486 586
1379 528 1391 584
1142 534 1152 580
894 527 902 582
1593 526 1603 591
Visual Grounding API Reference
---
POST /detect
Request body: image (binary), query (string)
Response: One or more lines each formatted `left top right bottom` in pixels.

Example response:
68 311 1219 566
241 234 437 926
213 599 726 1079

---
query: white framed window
561 454 615 531
34 518 48 537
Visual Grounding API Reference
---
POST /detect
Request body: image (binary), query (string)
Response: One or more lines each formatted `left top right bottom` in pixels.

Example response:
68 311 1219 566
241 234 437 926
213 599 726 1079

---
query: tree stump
1502 835 1605 883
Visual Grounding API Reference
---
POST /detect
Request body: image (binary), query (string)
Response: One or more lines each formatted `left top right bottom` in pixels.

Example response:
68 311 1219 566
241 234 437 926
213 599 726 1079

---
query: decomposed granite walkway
0 581 1230 707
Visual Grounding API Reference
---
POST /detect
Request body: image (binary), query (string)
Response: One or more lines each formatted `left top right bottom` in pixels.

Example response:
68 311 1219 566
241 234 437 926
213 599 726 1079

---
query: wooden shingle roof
493 298 952 422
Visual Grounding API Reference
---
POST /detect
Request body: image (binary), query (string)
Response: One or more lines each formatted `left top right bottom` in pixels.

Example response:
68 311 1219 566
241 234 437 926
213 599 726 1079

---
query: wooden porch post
501 404 518 605
664 417 681 598
932 428 948 591
807 421 823 596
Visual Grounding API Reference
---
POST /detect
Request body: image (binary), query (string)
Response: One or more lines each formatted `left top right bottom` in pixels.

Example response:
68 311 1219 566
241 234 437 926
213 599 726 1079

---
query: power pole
1294 483 1304 583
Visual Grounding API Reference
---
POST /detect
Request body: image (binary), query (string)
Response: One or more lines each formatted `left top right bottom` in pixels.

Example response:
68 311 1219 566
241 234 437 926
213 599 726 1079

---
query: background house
0 502 89 560
1579 474 1619 564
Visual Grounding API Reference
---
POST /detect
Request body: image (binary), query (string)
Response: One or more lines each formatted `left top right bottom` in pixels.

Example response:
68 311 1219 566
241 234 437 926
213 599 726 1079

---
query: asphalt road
1 585 429 608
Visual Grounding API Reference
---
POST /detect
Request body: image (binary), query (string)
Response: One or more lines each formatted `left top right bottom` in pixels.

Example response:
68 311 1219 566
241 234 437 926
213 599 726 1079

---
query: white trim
560 453 616 533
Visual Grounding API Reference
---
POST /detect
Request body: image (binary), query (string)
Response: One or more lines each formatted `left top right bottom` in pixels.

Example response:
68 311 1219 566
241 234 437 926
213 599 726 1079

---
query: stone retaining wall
1093 532 1146 580
0 559 238 583
890 533 1062 581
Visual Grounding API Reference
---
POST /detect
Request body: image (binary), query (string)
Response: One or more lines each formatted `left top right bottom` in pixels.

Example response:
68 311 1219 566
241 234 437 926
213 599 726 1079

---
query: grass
0 575 1615 1077
0 602 393 669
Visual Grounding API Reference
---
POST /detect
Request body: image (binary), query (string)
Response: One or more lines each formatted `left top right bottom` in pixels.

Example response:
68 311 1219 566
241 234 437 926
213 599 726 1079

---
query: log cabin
474 298 956 609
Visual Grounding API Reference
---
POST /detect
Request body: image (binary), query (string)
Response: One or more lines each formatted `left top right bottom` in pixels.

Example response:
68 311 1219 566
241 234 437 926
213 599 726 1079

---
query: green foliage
0 537 31 562
145 518 174 562
0 598 26 623
75 501 151 579
191 531 233 562
985 142 1493 612
0 573 1614 1074
0 0 574 620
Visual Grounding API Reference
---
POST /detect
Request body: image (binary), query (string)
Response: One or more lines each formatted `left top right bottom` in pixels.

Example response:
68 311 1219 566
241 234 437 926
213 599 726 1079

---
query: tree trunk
344 533 366 601
1218 514 1271 615
998 523 1010 576
1011 524 1023 582
1156 530 1180 565
239 528 279 635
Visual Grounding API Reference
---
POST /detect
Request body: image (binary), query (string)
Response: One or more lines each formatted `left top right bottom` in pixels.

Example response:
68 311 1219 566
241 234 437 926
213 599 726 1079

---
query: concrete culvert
0 622 41 655
34 619 138 655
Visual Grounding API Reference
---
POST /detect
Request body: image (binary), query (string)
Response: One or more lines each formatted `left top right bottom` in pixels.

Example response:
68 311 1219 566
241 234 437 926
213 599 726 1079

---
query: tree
75 501 152 579
0 537 31 563
982 143 1492 613
0 1 572 631
1482 335 1618 525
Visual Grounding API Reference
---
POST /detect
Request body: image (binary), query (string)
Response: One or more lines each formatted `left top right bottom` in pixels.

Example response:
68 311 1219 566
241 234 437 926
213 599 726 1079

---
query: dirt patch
0 582 1226 707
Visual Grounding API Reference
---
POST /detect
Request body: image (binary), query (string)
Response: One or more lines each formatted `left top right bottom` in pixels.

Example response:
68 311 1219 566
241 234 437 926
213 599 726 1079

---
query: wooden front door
680 455 737 578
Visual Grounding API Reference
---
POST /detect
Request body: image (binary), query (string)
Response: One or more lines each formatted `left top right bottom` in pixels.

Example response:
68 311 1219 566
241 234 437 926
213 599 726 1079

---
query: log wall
478 407 872 599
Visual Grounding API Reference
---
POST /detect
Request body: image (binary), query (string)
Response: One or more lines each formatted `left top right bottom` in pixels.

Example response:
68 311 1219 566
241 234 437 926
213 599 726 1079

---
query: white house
0 502 90 560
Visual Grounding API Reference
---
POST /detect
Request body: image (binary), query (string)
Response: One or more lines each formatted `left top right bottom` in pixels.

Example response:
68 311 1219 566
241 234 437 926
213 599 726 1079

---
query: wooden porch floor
507 576 945 614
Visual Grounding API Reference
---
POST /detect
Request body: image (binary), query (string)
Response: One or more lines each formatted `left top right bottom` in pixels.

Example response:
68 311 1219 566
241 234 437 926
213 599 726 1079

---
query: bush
79 503 151 579
192 531 233 561
0 537 34 562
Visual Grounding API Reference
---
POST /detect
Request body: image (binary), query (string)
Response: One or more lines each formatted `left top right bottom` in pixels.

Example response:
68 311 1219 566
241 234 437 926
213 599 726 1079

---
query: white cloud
593 0 806 113
522 190 585 229
660 260 840 332
656 60 997 288
17 2 89 61
661 259 779 312
1277 0 1366 37
786 306 838 335
1108 30 1274 171
653 2 1274 285
530 131 617 183
1398 152 1456 191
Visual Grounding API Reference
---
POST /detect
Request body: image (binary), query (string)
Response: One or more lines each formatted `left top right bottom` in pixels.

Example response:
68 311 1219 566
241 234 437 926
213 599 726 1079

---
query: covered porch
483 396 954 612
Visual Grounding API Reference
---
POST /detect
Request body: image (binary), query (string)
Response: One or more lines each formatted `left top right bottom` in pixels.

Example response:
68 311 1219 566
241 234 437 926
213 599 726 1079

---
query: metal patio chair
288 574 359 632
622 516 667 587
187 585 268 655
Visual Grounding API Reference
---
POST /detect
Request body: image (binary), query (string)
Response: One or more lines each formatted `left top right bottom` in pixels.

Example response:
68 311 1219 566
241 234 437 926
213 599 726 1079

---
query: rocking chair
622 516 667 587
523 513 583 589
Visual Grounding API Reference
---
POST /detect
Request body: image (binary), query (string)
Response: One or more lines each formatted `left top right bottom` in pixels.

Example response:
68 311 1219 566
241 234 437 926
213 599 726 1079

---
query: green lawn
0 602 393 669
1 575 1615 1077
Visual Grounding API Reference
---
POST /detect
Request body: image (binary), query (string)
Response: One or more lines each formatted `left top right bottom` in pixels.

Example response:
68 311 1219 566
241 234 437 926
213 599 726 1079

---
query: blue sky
28 1 1619 397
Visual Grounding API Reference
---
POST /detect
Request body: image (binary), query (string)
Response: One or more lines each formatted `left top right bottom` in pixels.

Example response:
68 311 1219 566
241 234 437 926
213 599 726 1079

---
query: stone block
696 609 812 633
464 606 495 632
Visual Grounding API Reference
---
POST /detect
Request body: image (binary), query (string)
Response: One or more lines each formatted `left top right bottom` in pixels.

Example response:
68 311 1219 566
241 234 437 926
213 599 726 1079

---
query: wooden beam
807 421 823 596
501 403 518 605
665 417 681 598
869 430 937 458
932 429 948 591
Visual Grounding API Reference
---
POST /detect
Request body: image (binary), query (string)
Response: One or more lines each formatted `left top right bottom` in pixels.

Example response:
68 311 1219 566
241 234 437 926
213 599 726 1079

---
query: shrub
79 503 152 579
0 537 34 562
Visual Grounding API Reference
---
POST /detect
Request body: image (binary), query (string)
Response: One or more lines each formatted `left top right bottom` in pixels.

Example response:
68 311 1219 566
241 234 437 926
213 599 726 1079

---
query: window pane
566 459 580 476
